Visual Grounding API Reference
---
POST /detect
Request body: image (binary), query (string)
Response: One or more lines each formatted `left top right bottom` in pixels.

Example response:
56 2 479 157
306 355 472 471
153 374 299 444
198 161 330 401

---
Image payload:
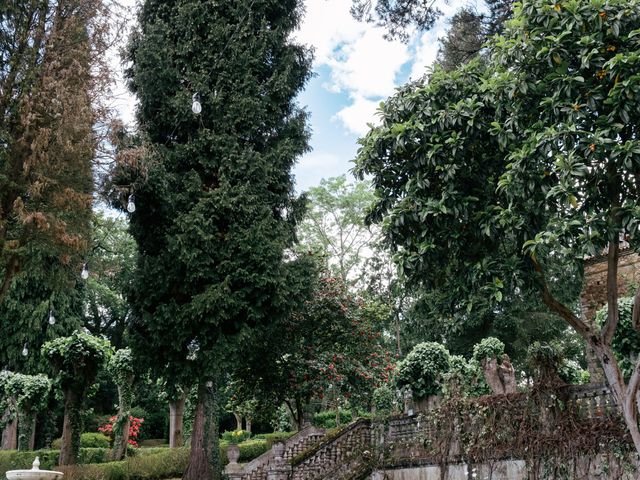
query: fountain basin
5 457 63 480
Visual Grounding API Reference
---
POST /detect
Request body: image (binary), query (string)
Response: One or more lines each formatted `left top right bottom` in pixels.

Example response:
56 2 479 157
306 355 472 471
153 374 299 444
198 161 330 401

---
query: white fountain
5 457 63 480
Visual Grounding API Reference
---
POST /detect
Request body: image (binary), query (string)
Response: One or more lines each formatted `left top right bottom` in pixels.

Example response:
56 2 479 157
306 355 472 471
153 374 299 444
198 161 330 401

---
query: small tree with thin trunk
108 348 135 460
42 331 111 465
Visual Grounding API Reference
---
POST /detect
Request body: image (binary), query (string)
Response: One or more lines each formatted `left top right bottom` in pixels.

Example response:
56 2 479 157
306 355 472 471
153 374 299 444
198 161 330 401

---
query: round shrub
396 342 450 399
372 385 395 413
472 337 505 363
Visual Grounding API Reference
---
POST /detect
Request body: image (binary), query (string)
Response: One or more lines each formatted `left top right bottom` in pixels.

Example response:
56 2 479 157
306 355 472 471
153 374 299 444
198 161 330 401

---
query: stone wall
373 454 638 480
582 250 640 322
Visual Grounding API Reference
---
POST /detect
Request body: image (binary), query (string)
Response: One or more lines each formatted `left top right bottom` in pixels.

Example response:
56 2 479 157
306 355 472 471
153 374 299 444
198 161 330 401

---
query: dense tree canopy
118 0 314 477
356 0 640 453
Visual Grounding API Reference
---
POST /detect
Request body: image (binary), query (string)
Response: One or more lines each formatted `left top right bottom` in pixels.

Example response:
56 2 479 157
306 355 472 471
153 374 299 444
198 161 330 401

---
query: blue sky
112 0 466 193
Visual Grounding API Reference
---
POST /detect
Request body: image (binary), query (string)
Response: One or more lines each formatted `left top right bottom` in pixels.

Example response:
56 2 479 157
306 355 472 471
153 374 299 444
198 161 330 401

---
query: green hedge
52 432 111 449
219 439 269 465
58 448 190 480
253 431 294 446
1 438 273 480
0 448 109 477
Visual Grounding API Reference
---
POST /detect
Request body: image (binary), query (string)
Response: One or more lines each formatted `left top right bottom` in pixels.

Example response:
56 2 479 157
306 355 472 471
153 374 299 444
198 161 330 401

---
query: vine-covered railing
384 383 630 467
290 418 372 480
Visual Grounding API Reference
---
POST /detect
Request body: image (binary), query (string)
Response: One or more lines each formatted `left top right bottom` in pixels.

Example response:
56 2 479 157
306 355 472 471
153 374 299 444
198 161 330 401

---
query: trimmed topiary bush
396 342 451 399
53 432 111 449
472 337 505 363
313 410 353 428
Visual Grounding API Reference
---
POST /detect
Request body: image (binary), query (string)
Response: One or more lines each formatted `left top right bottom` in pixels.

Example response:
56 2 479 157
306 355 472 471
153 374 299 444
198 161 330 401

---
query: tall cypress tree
123 1 312 477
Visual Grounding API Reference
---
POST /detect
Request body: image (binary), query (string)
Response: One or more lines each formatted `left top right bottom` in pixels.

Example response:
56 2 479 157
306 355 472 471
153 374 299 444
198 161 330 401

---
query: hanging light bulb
81 263 89 280
48 309 56 325
127 194 136 213
22 343 28 357
191 93 202 114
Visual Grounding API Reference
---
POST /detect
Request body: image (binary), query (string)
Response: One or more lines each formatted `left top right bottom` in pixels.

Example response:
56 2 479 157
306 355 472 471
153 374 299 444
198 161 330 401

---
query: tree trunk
59 389 81 465
592 342 640 453
29 416 36 450
245 417 252 434
17 412 35 451
482 358 505 394
111 375 134 461
111 412 130 460
183 379 220 480
233 412 243 431
1 405 17 450
169 391 188 448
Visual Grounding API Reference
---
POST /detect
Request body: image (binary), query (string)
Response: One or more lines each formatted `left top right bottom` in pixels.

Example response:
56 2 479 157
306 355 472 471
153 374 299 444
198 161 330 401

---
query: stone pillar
403 389 414 416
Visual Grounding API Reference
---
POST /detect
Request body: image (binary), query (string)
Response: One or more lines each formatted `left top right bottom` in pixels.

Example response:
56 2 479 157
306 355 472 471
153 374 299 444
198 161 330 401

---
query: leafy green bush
372 385 395 413
596 297 640 380
52 432 111 449
472 337 505 363
313 409 353 428
443 355 490 398
396 342 451 399
220 429 251 444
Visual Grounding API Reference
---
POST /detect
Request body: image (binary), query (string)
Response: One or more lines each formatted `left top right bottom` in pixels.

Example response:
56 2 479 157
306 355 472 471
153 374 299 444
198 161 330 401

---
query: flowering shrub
98 416 144 447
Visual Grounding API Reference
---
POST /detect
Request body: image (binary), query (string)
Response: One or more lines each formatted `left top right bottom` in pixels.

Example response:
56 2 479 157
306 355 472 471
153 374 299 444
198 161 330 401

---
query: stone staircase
225 425 326 480
224 419 373 480
290 418 372 480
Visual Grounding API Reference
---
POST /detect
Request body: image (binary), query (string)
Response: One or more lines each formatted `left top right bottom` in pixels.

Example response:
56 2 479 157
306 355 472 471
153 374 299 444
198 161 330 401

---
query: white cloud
333 96 381 137
327 28 410 98
295 152 344 191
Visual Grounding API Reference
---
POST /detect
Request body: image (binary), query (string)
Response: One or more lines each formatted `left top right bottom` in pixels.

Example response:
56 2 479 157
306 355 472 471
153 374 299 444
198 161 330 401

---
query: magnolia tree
355 0 640 454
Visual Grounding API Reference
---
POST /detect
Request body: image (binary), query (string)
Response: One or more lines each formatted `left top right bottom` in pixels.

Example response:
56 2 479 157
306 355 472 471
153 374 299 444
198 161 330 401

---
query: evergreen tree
121 1 312 477
0 0 109 305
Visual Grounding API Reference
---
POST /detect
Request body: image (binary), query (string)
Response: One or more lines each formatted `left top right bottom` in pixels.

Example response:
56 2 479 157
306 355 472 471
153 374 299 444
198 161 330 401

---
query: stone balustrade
289 418 372 480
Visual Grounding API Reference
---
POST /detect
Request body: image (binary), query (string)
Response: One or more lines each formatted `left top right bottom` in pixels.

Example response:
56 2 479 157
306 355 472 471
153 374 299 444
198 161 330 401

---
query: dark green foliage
0 259 85 372
596 297 640 379
119 0 314 475
396 342 450 399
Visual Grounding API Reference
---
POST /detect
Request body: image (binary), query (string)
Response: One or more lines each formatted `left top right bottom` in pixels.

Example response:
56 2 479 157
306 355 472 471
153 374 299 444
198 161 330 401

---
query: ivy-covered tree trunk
169 391 188 449
183 380 219 480
111 374 134 460
17 412 35 451
59 389 82 465
1 403 17 450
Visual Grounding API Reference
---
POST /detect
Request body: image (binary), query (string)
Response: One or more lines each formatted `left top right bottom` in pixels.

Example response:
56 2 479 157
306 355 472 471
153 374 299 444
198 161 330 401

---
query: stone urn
227 444 241 465
6 457 63 480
